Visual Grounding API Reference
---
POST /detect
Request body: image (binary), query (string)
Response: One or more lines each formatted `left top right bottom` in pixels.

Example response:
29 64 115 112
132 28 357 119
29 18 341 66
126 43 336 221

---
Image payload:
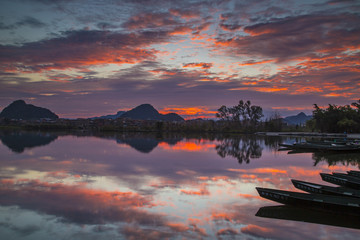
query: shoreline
256 132 360 139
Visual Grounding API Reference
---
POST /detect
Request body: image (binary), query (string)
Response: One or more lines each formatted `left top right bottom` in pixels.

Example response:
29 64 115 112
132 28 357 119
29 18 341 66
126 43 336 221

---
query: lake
0 130 359 239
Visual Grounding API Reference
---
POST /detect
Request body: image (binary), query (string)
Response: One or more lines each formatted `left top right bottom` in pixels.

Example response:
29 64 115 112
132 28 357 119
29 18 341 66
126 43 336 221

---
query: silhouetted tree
216 105 231 121
312 100 360 133
265 111 283 131
215 100 263 132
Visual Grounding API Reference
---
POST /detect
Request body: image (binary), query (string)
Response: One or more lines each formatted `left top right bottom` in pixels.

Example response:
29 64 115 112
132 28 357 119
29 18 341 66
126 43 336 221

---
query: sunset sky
0 0 359 119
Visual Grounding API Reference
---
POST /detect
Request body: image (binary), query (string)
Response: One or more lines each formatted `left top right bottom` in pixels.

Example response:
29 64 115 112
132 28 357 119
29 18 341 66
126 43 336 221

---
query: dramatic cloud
0 0 359 117
0 30 171 73
216 13 360 61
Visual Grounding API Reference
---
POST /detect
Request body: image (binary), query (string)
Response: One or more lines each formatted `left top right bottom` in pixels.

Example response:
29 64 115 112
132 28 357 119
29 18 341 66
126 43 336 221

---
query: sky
0 0 359 119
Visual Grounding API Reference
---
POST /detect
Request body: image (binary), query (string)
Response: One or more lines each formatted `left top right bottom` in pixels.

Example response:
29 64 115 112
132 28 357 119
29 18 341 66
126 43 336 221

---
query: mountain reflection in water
0 130 58 153
0 130 360 239
1 130 359 167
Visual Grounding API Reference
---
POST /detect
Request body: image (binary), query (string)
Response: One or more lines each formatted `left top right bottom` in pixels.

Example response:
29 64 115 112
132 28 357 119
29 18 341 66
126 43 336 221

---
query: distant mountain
91 111 125 120
120 104 184 121
0 100 59 120
162 113 184 122
283 112 312 125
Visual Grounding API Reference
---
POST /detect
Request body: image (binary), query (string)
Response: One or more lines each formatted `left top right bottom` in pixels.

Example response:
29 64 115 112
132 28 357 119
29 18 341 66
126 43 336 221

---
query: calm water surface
0 131 359 239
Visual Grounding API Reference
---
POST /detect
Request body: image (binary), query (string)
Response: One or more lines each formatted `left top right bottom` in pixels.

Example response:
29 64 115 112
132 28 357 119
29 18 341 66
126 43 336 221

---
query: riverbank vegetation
310 100 360 133
1 99 359 134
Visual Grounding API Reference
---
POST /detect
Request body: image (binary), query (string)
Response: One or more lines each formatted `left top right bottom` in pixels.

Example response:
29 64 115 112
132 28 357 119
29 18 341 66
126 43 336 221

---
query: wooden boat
320 173 360 190
333 172 360 180
291 179 360 198
256 187 360 214
256 205 360 230
348 170 360 178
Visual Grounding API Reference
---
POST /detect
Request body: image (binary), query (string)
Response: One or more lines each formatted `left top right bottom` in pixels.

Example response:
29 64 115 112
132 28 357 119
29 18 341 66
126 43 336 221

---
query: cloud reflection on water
0 131 359 239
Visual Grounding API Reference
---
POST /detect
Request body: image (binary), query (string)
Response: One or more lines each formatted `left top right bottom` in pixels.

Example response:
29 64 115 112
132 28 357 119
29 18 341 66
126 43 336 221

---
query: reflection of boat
320 173 360 189
279 142 360 152
306 140 347 145
291 179 360 198
256 187 360 214
256 205 360 230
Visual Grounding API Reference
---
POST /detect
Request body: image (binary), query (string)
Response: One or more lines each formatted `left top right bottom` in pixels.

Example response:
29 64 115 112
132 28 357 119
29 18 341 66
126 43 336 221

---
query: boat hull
256 187 360 214
291 179 360 198
348 170 360 178
320 173 360 189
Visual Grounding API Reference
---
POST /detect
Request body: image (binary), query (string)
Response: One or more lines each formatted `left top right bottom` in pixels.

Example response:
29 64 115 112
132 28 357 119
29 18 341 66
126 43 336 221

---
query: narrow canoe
291 179 360 198
256 187 360 214
333 172 360 180
348 170 360 178
320 173 360 190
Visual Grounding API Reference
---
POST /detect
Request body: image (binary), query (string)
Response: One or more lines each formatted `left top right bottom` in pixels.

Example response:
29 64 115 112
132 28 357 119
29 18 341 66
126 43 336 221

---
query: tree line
310 100 360 133
216 99 360 133
215 100 265 132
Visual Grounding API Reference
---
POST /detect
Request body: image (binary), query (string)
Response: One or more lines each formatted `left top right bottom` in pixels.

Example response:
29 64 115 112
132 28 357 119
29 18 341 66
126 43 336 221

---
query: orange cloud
180 188 210 196
241 174 257 179
211 212 233 222
322 92 355 97
241 224 273 234
217 228 238 236
239 59 275 66
210 176 231 182
214 38 234 47
166 222 189 232
241 81 259 85
160 106 217 119
237 193 262 200
243 27 277 36
293 86 323 94
159 141 216 152
198 77 231 83
183 62 213 69
254 87 288 92
170 26 193 35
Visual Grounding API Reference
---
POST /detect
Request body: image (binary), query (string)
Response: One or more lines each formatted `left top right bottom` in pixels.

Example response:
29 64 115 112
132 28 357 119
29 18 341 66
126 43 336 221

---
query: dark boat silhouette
348 170 360 178
320 173 360 189
256 187 360 215
291 179 360 198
